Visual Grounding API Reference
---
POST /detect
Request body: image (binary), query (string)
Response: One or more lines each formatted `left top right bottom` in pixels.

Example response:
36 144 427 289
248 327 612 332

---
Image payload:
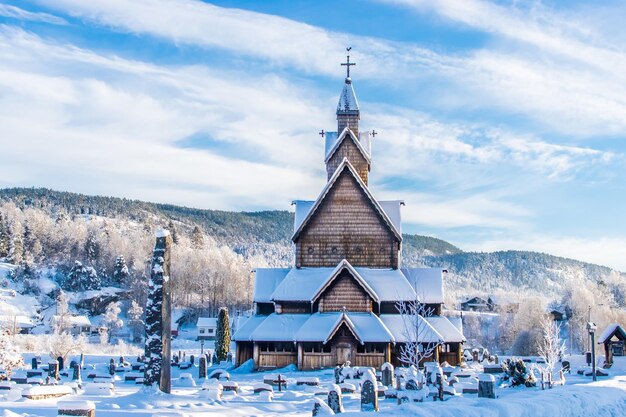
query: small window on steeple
307 247 314 254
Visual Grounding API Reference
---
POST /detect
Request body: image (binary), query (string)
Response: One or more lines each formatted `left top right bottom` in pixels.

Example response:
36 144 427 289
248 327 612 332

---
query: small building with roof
598 323 626 367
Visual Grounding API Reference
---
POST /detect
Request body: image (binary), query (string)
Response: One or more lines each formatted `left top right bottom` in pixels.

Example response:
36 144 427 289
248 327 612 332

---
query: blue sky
0 0 625 270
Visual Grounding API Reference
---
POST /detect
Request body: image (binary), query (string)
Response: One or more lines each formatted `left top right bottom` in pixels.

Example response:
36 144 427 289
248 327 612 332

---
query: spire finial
340 47 356 79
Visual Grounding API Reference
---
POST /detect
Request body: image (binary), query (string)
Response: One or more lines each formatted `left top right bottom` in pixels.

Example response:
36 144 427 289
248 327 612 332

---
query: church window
307 246 314 254
331 246 338 254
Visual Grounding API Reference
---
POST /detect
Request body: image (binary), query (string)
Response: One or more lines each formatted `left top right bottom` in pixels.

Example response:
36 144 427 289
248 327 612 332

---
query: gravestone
72 363 81 381
327 385 343 413
48 360 59 380
119 356 124 365
381 362 394 388
32 358 38 370
109 359 115 376
143 230 173 394
199 356 207 379
45 376 51 385
312 398 333 416
494 354 499 364
478 374 496 399
472 349 479 363
334 366 343 384
361 375 378 412
56 356 64 371
227 352 233 363
79 354 84 368
190 355 195 365
212 353 218 365
562 360 570 373
405 377 418 391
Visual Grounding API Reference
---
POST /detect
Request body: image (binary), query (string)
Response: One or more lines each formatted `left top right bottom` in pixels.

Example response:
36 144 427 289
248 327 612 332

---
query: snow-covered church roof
253 260 444 305
337 78 359 114
323 128 371 162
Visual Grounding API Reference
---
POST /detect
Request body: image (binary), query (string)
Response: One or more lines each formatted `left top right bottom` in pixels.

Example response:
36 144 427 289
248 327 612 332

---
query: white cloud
0 4 67 25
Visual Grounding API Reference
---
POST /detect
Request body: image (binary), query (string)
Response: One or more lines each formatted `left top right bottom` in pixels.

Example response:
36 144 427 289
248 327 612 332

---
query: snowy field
2 353 626 417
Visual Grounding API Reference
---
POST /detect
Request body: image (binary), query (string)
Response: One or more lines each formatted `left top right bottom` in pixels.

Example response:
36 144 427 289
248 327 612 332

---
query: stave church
234 54 465 370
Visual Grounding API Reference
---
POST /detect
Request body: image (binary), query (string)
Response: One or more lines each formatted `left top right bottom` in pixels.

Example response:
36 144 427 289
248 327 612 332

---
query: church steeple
337 49 360 134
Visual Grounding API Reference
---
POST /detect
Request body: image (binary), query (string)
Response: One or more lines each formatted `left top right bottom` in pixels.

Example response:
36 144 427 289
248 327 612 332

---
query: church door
336 343 352 365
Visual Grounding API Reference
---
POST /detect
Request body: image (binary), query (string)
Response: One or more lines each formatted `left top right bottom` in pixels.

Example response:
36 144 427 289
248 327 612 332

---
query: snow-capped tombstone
57 400 95 417
199 356 207 379
143 230 173 393
57 357 64 371
327 384 343 413
108 359 115 376
360 371 378 412
32 358 37 370
381 362 394 388
312 397 334 416
478 374 495 399
72 363 80 381
48 361 59 380
334 366 342 384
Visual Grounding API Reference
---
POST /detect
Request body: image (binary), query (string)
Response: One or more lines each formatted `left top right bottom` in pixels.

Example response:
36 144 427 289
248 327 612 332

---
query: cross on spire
341 47 356 79
319 129 325 138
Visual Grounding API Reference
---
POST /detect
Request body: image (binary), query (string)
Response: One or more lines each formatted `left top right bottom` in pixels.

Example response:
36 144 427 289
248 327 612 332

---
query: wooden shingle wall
318 271 373 312
326 138 369 184
296 170 400 268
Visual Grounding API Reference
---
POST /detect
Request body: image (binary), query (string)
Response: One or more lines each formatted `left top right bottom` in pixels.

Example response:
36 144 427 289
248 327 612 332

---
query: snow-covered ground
1 353 626 417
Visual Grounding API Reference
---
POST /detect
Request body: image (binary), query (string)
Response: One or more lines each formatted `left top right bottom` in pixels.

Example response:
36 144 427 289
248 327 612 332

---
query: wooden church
234 55 465 370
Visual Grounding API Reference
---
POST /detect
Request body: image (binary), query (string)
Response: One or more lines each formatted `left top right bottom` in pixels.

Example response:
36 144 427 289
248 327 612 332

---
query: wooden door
336 344 352 365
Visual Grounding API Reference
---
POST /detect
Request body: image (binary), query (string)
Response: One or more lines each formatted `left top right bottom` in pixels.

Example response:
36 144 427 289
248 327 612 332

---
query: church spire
337 48 360 134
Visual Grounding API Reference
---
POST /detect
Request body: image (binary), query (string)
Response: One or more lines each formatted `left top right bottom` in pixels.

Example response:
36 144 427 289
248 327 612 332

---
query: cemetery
2 347 626 416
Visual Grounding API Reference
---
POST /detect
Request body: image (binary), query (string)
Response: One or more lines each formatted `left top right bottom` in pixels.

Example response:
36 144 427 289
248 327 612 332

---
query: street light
587 321 597 381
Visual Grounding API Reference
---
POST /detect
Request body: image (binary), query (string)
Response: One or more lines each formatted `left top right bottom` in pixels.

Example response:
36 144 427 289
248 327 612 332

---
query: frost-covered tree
167 220 179 245
537 315 565 377
103 301 123 342
215 307 230 362
128 300 144 343
66 261 100 291
7 221 23 265
191 225 204 249
53 290 71 334
396 296 441 368
0 331 24 379
0 212 9 259
48 333 86 363
113 255 130 285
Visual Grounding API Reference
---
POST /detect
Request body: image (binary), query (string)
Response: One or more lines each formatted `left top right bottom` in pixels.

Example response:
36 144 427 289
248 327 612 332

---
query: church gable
317 270 373 313
326 133 370 184
294 163 401 268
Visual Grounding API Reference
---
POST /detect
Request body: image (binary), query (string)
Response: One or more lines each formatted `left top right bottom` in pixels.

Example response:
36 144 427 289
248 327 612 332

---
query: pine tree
215 307 230 362
167 220 179 245
113 255 130 285
66 261 101 291
84 231 100 263
191 225 204 249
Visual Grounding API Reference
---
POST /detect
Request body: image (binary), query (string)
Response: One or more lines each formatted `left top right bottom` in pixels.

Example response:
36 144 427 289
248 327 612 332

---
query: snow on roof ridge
324 127 370 163
310 259 380 304
155 229 170 238
291 158 402 242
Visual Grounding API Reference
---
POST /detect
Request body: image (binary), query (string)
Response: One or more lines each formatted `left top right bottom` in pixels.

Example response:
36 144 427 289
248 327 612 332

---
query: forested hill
0 187 623 302
0 187 460 260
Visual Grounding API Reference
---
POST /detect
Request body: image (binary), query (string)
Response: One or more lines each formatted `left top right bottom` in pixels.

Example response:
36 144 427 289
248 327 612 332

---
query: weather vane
340 47 356 78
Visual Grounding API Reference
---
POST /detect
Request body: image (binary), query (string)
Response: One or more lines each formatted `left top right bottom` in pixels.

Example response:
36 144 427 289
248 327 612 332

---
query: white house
50 314 91 335
197 317 217 340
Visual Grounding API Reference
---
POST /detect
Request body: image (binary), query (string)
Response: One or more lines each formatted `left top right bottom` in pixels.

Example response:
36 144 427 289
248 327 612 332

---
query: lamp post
587 321 597 381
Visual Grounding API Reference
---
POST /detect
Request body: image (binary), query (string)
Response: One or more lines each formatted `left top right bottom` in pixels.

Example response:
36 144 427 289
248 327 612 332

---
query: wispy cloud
0 4 67 25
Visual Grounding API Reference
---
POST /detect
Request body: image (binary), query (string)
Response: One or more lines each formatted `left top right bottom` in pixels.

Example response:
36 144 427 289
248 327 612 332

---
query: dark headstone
173 355 179 364
32 357 38 370
478 375 496 399
227 352 233 363
109 360 115 376
57 356 64 371
45 376 51 385
120 356 125 365
72 363 81 381
381 363 394 388
199 356 207 379
48 360 59 380
190 355 195 365
360 379 378 412
472 350 479 363
212 353 218 365
328 387 343 413
562 360 570 373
